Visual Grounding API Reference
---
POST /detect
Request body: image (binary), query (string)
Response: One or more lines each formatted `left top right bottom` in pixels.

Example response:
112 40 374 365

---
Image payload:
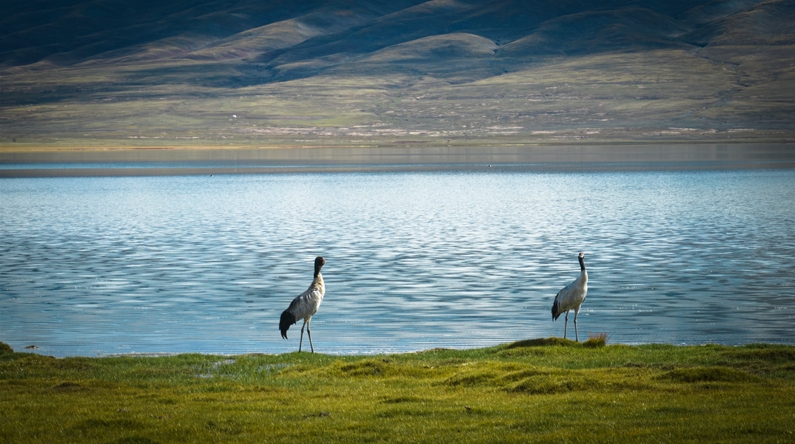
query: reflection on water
2 143 795 177
1 170 794 356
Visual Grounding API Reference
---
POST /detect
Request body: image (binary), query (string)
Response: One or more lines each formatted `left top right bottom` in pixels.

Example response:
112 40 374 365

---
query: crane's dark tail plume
280 310 296 339
551 297 562 321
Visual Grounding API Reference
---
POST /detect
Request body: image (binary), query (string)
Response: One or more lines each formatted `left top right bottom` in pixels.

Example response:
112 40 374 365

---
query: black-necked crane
551 252 588 341
279 256 326 353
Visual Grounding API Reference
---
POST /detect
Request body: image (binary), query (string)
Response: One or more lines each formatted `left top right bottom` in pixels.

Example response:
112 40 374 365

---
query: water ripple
1 170 794 356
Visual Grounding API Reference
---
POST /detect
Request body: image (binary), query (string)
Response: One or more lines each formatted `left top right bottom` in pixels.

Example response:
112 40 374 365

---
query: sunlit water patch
1 170 794 356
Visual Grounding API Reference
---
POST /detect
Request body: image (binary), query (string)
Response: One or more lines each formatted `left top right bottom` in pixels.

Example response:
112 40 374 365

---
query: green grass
2 340 794 443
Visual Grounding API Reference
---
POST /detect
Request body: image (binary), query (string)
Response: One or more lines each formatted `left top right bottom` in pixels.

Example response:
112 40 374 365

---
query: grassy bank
2 339 794 443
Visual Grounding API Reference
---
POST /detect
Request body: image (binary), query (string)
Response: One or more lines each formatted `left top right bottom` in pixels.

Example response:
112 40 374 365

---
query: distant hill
1 0 793 148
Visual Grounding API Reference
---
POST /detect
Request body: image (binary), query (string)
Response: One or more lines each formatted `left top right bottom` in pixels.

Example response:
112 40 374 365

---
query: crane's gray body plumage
551 252 588 341
279 257 325 352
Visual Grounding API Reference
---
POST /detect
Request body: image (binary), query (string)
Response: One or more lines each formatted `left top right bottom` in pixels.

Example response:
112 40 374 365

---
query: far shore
2 142 794 177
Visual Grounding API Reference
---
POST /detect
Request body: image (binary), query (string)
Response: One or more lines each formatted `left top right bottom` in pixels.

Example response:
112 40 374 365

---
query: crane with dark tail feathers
279 256 326 353
551 252 588 341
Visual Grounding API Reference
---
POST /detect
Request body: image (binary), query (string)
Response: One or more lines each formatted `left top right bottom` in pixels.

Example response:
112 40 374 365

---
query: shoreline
10 336 795 359
2 142 794 177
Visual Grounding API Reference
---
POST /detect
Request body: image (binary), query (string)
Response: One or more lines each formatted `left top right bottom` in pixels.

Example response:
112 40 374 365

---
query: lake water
2 168 794 356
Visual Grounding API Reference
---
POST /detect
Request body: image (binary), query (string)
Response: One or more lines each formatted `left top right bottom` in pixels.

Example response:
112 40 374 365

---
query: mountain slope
678 0 795 46
0 0 793 148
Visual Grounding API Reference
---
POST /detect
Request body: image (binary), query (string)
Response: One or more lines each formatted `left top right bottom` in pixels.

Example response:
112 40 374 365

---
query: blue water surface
1 169 794 356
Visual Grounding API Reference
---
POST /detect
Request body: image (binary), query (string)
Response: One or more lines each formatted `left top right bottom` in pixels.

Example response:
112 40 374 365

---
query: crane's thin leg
306 320 314 353
573 309 579 342
564 311 569 339
299 320 306 352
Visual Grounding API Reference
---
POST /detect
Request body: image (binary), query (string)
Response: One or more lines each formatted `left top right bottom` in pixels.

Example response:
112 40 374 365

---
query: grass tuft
338 359 389 377
506 337 576 348
445 370 499 387
658 367 762 383
52 381 83 392
509 374 591 394
74 418 144 431
380 396 424 404
583 332 609 348
111 437 160 444
727 348 795 363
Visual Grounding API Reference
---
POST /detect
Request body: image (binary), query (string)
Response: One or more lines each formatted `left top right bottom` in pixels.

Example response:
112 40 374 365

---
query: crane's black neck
579 256 586 272
313 257 325 278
